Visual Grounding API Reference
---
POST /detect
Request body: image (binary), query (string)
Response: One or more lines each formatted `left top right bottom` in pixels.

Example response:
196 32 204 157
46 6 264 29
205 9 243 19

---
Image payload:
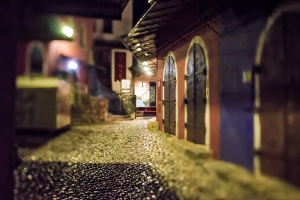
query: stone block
71 94 108 125
148 121 159 131
172 140 212 161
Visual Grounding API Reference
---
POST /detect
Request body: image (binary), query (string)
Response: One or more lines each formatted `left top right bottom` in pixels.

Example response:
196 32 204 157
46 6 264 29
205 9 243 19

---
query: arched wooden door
257 12 300 186
163 56 176 135
186 43 207 144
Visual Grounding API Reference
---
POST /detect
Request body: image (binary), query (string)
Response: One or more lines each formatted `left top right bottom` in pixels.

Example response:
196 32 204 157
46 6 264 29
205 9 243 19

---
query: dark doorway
163 56 176 135
258 13 300 186
186 43 207 144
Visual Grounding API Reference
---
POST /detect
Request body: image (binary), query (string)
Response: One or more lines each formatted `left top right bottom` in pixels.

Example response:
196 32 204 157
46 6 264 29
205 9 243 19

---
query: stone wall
72 94 108 125
120 95 136 119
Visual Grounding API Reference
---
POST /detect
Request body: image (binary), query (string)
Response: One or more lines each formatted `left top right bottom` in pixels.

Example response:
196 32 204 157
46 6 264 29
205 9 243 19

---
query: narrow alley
15 118 300 200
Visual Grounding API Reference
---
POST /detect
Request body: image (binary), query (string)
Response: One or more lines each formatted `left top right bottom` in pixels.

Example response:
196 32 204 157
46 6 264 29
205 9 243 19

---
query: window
80 25 87 49
93 21 97 33
103 19 112 33
139 82 147 88
30 46 43 74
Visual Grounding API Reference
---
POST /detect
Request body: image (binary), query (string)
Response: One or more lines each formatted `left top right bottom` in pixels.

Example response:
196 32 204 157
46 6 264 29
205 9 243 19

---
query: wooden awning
21 0 129 20
124 0 188 72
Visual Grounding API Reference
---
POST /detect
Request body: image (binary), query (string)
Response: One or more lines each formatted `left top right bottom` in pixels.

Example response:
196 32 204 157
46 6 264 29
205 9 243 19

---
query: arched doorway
185 43 207 144
163 55 176 135
255 5 300 186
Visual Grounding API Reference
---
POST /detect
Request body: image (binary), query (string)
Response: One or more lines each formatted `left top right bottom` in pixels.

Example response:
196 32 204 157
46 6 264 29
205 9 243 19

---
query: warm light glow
142 82 147 87
68 60 78 70
142 61 148 65
62 26 73 37
136 47 142 51
147 71 153 75
139 82 143 88
145 53 148 56
143 66 149 72
135 43 141 47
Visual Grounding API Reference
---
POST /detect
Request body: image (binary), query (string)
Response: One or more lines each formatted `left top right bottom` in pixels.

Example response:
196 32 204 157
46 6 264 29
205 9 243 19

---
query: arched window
30 46 43 74
26 41 47 75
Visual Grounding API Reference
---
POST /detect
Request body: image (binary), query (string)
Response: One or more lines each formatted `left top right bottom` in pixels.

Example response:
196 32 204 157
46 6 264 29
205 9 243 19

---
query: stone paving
15 118 300 199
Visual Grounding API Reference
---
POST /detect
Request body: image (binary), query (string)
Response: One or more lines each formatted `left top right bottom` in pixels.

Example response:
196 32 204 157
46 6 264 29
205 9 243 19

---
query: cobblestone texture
15 118 300 199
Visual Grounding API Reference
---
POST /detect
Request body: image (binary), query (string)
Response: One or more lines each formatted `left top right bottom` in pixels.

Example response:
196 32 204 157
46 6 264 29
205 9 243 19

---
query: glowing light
147 71 153 75
62 26 73 37
142 61 148 65
145 53 148 56
143 66 149 72
135 43 141 47
136 47 142 51
68 60 78 70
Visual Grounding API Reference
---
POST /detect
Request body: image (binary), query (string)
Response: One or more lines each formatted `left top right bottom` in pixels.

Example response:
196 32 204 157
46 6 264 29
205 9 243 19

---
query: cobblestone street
15 118 300 199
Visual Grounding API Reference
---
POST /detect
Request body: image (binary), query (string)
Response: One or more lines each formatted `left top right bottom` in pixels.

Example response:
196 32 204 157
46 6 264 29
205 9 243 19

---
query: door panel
194 44 206 144
186 43 206 144
187 45 195 142
163 56 176 135
259 13 300 186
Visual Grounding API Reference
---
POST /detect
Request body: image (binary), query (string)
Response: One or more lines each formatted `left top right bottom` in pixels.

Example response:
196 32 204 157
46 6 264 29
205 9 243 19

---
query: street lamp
67 60 78 70
62 26 73 37
143 66 149 72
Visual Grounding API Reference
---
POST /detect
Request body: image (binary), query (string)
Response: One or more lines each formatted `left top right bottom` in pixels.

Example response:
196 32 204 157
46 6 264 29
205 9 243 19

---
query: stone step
107 115 129 121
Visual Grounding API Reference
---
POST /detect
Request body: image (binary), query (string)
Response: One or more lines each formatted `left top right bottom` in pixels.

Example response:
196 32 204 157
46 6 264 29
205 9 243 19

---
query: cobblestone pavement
15 118 300 199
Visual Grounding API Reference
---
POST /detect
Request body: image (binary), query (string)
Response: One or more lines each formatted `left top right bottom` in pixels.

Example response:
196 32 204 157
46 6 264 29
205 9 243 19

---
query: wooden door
258 13 300 186
163 56 176 135
186 43 207 144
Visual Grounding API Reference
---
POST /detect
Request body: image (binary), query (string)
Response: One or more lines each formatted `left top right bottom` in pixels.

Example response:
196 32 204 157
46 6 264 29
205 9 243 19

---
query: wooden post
0 0 18 199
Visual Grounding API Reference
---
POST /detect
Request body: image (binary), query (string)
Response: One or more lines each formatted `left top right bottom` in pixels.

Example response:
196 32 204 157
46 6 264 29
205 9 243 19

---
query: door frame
184 36 210 147
162 51 178 137
254 2 300 176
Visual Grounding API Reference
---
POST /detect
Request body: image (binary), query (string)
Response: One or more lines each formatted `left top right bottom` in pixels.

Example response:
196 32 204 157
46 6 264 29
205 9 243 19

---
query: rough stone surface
15 118 300 199
148 121 159 131
120 95 136 119
72 94 108 124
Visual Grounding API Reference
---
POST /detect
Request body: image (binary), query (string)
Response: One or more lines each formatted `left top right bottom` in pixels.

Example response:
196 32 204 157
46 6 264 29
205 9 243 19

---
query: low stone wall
120 95 136 119
72 94 108 125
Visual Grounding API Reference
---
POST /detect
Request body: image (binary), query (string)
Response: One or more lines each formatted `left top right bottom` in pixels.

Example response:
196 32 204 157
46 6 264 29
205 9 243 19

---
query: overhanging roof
124 0 189 69
21 0 129 19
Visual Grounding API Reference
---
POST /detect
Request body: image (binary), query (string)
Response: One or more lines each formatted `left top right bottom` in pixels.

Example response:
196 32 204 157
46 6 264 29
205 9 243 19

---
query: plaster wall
94 0 132 38
219 8 266 170
17 16 94 90
156 22 220 159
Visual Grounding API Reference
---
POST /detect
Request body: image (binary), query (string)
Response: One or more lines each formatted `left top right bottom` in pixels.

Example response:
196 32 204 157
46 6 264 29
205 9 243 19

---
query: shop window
103 19 112 33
